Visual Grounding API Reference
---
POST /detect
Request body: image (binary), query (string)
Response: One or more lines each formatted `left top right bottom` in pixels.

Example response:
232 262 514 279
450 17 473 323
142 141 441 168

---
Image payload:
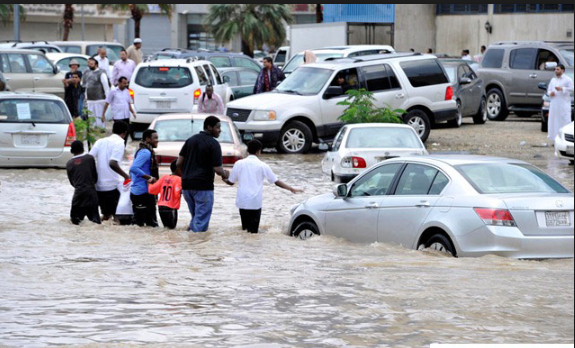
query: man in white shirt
94 47 111 78
547 64 574 142
461 49 472 61
89 121 131 222
225 140 302 233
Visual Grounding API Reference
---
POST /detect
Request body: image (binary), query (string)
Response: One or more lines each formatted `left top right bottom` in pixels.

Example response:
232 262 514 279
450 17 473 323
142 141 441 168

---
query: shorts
97 189 120 217
71 204 101 225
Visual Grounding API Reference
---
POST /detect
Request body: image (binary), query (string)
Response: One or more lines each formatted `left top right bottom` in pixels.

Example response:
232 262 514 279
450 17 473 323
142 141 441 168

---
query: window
208 56 232 68
276 67 333 96
234 57 261 72
386 65 400 89
394 164 438 195
28 54 54 74
536 49 560 70
437 4 488 14
275 49 287 64
87 45 124 64
361 64 400 92
462 64 476 79
223 71 238 86
350 163 403 197
60 45 82 54
4 54 27 73
509 48 537 70
346 127 423 149
134 67 193 89
194 66 208 86
0 55 9 73
203 64 215 85
481 49 505 69
154 119 234 143
239 70 258 86
429 172 449 195
559 49 574 68
328 68 360 94
400 59 448 88
209 65 223 85
332 127 347 152
0 99 70 124
57 57 88 73
494 4 574 13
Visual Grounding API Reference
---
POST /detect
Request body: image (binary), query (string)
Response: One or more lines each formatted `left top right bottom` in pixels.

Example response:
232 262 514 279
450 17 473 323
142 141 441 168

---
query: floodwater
0 122 574 347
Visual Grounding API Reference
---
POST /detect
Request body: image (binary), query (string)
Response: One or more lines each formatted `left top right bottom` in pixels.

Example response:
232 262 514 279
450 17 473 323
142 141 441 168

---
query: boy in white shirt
225 140 303 233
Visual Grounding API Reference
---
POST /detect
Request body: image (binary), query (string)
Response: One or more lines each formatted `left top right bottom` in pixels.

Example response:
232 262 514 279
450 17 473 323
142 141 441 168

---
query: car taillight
157 155 178 165
445 85 454 101
129 88 134 100
222 155 242 166
341 156 367 169
194 88 202 100
64 122 76 147
474 208 516 227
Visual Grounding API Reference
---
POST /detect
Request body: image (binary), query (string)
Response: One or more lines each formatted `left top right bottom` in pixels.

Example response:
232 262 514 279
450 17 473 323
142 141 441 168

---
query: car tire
292 221 320 240
404 109 431 143
473 97 488 124
277 121 313 154
486 88 509 121
448 100 463 128
418 233 456 257
515 111 533 118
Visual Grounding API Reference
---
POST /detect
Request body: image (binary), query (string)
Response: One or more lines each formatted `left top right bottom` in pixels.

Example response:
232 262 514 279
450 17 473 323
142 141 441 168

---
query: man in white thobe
82 58 110 129
547 64 574 142
94 47 111 79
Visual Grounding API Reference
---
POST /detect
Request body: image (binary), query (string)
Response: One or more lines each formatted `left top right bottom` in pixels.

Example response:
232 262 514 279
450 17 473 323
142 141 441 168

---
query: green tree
205 4 293 57
337 89 404 124
0 4 25 25
100 4 172 38
74 109 106 151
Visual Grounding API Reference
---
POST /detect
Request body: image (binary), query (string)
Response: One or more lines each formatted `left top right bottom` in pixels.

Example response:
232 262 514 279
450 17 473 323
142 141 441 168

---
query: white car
322 124 428 182
0 92 75 168
555 121 574 164
129 58 233 139
46 53 90 74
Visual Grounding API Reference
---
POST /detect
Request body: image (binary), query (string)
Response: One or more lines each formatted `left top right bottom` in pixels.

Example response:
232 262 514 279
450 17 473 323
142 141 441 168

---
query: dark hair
247 139 263 155
263 57 273 64
142 129 157 141
558 64 566 71
481 45 486 50
112 121 129 135
70 72 80 78
88 57 97 64
70 140 84 154
204 116 220 130
427 48 433 53
120 49 127 54
118 76 128 83
170 159 178 173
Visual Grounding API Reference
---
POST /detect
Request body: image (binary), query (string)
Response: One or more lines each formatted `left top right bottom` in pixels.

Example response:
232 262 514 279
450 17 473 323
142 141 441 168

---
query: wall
0 20 113 42
394 4 436 52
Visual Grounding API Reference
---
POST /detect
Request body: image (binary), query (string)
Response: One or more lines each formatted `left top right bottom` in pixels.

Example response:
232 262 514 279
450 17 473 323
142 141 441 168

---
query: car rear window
0 99 70 124
482 48 505 68
154 119 234 143
400 59 448 88
456 163 569 194
59 45 82 54
134 67 193 88
346 127 423 149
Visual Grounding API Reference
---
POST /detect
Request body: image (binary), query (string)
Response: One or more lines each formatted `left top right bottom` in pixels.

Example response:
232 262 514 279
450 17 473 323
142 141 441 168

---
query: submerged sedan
290 155 574 259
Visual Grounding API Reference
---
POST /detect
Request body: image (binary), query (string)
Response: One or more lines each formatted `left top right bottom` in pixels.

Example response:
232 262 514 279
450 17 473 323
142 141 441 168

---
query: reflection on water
0 145 573 347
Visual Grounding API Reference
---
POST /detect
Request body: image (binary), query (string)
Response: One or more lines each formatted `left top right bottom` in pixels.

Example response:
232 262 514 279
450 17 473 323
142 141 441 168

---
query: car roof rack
324 52 422 63
161 47 187 52
186 57 201 63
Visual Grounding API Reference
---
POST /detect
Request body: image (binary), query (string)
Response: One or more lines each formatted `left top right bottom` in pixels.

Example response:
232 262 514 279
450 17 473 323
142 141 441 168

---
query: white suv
225 53 458 154
130 59 232 139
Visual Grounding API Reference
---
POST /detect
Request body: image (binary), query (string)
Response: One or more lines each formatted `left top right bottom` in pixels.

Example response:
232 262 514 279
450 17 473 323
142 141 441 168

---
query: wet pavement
0 115 573 347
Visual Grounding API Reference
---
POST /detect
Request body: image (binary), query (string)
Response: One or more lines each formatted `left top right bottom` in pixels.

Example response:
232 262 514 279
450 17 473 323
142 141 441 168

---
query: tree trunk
316 4 323 23
62 4 74 41
130 6 144 38
241 38 253 57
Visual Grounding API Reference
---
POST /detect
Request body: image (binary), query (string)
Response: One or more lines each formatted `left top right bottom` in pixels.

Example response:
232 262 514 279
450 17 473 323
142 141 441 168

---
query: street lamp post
14 4 20 41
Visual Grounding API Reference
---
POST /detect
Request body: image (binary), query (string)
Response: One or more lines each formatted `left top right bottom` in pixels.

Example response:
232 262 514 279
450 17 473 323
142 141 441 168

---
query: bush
337 88 404 124
74 109 105 150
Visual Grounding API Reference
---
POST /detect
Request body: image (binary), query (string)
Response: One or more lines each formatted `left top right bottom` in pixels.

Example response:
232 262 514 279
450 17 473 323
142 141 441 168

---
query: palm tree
62 4 74 41
100 4 172 39
0 4 25 25
316 4 323 23
205 4 294 57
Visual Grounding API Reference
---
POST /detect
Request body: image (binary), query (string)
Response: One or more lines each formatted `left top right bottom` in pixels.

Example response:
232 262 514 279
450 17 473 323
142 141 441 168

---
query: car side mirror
545 62 557 70
324 86 344 99
223 75 231 83
242 132 255 143
538 82 548 91
333 184 348 198
459 77 472 85
318 143 330 151
53 65 60 74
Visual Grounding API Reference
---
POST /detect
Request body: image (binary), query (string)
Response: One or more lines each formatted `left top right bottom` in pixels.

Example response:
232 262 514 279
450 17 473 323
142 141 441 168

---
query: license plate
545 211 571 227
156 101 171 109
567 146 574 155
20 134 41 146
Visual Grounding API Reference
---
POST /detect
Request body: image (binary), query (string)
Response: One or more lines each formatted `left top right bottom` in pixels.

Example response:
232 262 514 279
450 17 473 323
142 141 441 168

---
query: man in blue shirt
130 129 159 227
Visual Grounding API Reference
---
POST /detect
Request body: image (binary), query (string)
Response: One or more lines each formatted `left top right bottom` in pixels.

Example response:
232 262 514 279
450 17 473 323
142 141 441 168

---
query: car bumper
554 135 574 159
238 128 281 147
0 151 72 169
456 225 574 259
434 108 459 123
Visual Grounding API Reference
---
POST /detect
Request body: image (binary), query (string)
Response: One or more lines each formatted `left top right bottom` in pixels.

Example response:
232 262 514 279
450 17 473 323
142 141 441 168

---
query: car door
508 47 539 106
320 68 360 137
237 69 258 98
322 126 347 175
208 63 228 102
324 163 403 243
361 63 407 111
26 53 64 99
461 64 482 114
534 49 559 99
222 70 240 99
0 53 33 94
377 163 448 247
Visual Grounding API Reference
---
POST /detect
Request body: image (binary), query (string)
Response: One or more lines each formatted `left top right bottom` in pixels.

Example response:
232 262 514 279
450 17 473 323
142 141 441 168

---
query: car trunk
135 86 192 114
0 123 67 158
346 148 427 169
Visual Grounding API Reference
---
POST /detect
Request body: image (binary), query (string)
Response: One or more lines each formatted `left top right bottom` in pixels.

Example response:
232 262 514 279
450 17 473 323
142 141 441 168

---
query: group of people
66 116 302 234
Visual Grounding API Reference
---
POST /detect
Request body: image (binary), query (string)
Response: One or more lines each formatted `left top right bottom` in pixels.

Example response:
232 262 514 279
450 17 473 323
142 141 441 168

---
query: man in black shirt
64 72 82 118
63 59 84 116
177 116 229 232
66 141 101 225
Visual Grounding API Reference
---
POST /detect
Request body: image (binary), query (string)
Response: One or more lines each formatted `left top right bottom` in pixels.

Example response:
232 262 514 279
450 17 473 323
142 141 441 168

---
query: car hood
226 91 312 111
303 193 336 211
561 121 574 135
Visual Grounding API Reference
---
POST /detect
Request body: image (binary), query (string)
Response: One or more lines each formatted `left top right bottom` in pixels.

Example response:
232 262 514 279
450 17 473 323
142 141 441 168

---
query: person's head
410 48 415 52
70 72 81 85
70 140 84 156
69 59 80 72
336 74 345 85
205 85 214 99
427 48 433 54
247 139 263 156
481 45 486 54
87 58 97 70
263 57 273 69
204 115 221 138
120 50 128 61
170 159 178 175
134 38 142 49
118 76 129 90
556 64 566 77
142 129 158 148
99 47 107 58
112 120 129 139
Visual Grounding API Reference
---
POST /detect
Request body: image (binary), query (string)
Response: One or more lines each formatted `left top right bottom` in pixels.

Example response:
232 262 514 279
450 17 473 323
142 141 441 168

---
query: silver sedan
289 155 574 259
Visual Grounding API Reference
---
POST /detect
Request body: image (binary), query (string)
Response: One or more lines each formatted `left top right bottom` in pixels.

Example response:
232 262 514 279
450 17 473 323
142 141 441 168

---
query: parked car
152 49 262 73
538 68 574 132
0 49 65 99
0 41 62 53
46 53 90 74
282 45 396 77
219 67 258 100
477 41 574 121
554 121 574 164
225 53 457 153
149 113 247 167
273 46 290 68
51 41 126 65
440 59 487 125
130 58 232 139
289 155 574 259
322 123 428 183
0 92 76 168
0 70 7 91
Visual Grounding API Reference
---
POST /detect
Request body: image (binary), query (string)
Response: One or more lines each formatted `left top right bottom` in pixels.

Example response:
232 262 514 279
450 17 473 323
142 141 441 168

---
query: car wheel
515 111 533 118
292 221 320 240
418 233 456 257
570 160 574 165
277 121 313 154
486 89 508 121
404 109 431 143
473 97 487 124
448 100 463 128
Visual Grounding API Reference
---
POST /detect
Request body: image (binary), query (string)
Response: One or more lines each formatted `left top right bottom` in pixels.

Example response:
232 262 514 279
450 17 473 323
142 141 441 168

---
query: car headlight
543 101 550 108
253 110 277 121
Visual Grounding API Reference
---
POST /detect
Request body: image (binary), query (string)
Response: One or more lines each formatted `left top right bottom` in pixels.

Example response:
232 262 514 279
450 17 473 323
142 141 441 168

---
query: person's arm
130 150 153 181
548 79 556 97
67 165 74 187
100 72 110 98
176 155 185 177
275 180 303 194
111 64 118 86
277 67 286 81
129 103 137 119
101 102 110 123
564 78 574 94
224 165 238 186
110 160 129 181
197 95 205 113
148 176 164 195
216 93 225 115
215 166 229 179
90 156 98 184
109 142 129 180
212 142 229 179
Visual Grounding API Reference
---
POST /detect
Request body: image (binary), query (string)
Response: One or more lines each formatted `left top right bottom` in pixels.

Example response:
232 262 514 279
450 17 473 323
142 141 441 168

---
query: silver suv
477 41 574 121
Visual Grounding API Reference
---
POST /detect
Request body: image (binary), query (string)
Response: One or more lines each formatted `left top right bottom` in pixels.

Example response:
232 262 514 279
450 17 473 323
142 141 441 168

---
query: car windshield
0 99 70 124
154 119 234 143
443 65 457 83
275 67 333 95
135 67 193 89
283 53 344 73
559 49 574 67
456 163 569 194
346 127 423 149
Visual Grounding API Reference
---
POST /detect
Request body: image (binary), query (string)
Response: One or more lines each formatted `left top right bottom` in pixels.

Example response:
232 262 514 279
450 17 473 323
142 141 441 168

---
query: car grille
226 108 251 122
566 134 574 143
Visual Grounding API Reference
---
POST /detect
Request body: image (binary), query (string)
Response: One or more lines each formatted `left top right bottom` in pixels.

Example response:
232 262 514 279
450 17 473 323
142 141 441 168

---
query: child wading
66 141 101 225
148 160 182 229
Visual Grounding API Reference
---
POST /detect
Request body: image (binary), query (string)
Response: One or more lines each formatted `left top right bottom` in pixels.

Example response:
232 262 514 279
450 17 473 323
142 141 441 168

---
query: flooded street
0 116 573 347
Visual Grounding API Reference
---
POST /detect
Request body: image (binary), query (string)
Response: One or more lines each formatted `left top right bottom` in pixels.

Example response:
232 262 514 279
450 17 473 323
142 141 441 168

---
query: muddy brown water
0 116 573 347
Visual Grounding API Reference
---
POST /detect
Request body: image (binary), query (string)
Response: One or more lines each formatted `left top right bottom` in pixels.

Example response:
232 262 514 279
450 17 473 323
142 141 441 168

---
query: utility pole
81 5 85 41
14 4 20 41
